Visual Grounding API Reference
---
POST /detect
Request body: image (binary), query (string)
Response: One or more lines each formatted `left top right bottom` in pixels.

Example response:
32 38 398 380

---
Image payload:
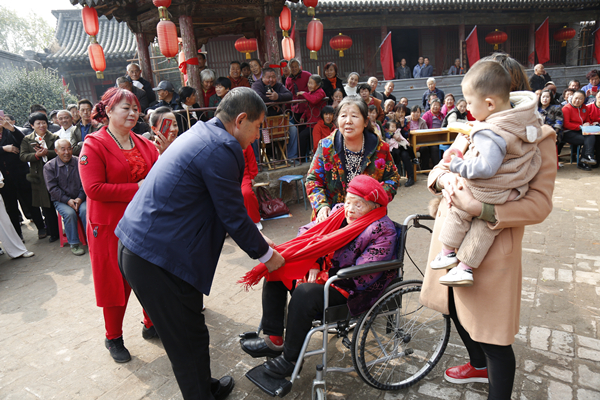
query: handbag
257 186 289 219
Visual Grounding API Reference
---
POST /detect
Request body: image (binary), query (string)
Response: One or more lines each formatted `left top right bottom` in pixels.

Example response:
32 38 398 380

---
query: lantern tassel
246 52 251 59
307 6 315 17
96 71 104 79
494 44 498 50
339 50 344 57
561 41 567 47
282 30 289 37
310 50 317 60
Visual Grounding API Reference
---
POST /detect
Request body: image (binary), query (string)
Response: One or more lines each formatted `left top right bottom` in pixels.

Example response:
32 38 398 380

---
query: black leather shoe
264 355 295 379
578 163 592 171
581 155 597 165
49 236 60 243
404 178 415 187
105 337 131 363
142 324 159 340
212 375 235 400
241 337 283 358
38 228 47 239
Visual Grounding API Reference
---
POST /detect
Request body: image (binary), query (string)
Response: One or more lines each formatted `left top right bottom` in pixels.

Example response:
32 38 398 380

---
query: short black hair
178 86 196 104
198 53 206 61
573 89 587 98
358 83 371 93
28 112 48 126
240 62 250 70
30 104 47 114
385 120 398 131
394 104 410 115
249 58 261 65
320 105 335 119
215 87 267 124
230 61 241 68
462 60 511 102
6 114 15 122
368 104 377 112
215 77 232 90
411 105 422 114
78 99 93 109
149 106 174 128
263 67 276 75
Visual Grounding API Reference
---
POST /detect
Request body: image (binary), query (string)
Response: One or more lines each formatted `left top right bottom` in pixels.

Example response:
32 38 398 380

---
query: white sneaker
439 267 473 287
430 251 458 270
255 222 263 231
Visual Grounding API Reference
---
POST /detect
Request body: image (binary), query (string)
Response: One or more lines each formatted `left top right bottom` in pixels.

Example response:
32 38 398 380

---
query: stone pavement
1 162 600 400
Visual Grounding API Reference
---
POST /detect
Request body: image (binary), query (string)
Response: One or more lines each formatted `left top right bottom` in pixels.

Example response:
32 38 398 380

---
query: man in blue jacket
116 87 285 400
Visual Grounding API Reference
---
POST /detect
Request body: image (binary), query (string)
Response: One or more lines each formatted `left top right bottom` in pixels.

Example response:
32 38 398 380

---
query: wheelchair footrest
245 364 293 398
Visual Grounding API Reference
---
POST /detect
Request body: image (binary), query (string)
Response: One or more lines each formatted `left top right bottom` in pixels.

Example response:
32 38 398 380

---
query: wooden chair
260 115 291 169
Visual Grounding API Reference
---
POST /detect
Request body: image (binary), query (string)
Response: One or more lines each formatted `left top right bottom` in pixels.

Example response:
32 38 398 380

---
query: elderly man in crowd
228 61 251 89
422 77 445 111
448 58 464 75
396 58 412 79
68 104 80 125
127 63 156 104
382 81 396 104
529 64 552 91
368 77 384 101
56 110 76 141
248 58 263 86
117 76 149 112
285 58 312 125
149 81 180 110
22 105 60 135
43 139 86 256
71 99 100 156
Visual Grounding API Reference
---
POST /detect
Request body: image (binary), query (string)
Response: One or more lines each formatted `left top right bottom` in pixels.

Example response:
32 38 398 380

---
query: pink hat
347 175 389 207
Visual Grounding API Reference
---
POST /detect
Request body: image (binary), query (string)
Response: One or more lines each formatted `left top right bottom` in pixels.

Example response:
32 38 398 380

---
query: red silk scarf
238 205 387 290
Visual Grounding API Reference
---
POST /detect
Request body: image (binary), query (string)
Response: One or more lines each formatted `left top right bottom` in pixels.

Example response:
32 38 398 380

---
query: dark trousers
0 174 44 237
42 197 59 238
449 289 515 400
298 127 313 158
118 242 220 400
391 147 415 180
419 145 440 170
561 129 596 159
262 281 346 361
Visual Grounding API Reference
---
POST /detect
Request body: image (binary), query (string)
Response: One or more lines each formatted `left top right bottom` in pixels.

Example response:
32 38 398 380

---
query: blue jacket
115 118 269 295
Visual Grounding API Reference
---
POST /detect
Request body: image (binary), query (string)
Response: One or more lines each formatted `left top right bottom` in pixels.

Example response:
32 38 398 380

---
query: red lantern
303 0 318 17
485 29 508 50
81 6 99 37
554 26 576 47
329 33 352 57
281 37 295 60
152 0 171 6
235 37 258 60
157 20 179 58
306 18 323 60
88 43 106 79
279 6 292 37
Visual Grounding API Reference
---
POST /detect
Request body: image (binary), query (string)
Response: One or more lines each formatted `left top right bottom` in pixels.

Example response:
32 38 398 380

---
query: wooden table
409 128 459 180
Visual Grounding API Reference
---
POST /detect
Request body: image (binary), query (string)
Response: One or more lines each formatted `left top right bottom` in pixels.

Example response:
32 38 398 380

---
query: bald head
55 139 73 164
534 64 546 76
57 110 73 130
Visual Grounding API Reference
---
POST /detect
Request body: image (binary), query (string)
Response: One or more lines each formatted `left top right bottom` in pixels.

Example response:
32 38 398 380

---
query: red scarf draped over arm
238 206 387 290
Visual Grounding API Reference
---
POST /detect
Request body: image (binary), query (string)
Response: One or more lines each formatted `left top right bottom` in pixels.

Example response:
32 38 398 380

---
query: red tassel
238 265 268 291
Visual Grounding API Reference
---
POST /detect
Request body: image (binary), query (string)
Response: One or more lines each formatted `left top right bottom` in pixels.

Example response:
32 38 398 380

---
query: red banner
466 26 480 67
535 17 550 65
594 28 600 64
380 32 394 80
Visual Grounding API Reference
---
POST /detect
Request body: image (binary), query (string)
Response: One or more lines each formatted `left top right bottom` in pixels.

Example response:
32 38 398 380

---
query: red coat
311 119 335 153
586 102 600 124
299 88 326 125
286 70 312 115
562 103 590 131
79 127 159 307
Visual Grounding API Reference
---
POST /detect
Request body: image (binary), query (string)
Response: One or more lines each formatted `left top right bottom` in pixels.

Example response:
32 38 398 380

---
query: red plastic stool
57 212 87 248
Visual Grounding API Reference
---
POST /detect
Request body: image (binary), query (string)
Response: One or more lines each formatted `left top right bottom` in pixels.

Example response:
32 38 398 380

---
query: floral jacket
299 204 398 315
306 130 401 220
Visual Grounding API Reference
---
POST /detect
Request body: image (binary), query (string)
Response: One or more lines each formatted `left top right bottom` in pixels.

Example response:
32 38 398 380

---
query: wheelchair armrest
334 260 402 279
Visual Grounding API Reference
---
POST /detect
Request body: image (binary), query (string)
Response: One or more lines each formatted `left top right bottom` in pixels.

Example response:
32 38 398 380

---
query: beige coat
419 124 556 346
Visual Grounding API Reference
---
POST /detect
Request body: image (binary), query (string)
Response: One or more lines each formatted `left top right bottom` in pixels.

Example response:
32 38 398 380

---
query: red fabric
595 28 600 64
587 102 600 124
467 110 476 122
327 76 337 89
79 127 159 307
242 147 261 223
202 87 216 109
178 56 199 76
228 75 251 88
238 206 387 290
466 26 480 67
562 103 590 130
121 147 148 183
347 175 389 206
286 70 312 115
312 120 335 153
535 17 550 65
300 88 326 124
380 32 394 81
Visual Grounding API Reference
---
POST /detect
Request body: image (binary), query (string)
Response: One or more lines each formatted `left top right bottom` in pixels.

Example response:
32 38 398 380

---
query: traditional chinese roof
42 10 135 67
287 0 600 14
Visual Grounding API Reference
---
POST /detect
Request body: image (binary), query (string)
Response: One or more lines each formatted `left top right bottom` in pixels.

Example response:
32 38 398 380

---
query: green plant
0 6 55 54
0 67 78 126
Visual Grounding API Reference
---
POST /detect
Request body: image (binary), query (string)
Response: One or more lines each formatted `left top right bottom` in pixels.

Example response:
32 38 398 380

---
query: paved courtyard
1 162 600 400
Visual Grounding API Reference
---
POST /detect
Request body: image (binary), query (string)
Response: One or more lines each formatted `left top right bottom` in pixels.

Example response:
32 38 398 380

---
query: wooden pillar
179 15 202 105
135 33 154 87
265 16 281 65
458 24 465 69
565 21 581 66
528 22 536 68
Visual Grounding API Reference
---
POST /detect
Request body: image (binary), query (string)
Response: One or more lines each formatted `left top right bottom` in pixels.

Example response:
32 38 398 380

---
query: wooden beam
264 16 281 65
179 14 202 104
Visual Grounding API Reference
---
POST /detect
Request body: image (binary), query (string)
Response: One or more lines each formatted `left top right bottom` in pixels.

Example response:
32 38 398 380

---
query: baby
431 60 543 287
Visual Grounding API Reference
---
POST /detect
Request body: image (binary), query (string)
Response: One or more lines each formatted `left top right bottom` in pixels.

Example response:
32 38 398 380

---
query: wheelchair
240 214 450 399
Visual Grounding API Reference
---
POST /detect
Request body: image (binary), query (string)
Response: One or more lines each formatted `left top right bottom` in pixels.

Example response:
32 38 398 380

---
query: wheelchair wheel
351 280 450 390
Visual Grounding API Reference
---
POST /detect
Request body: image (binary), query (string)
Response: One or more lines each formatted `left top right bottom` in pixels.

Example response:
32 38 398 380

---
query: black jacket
251 80 293 116
0 127 30 178
529 73 551 92
135 77 156 104
322 77 346 105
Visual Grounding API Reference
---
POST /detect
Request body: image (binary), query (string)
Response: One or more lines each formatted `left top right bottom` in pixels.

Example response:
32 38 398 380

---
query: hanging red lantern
281 37 295 60
152 0 171 6
306 18 323 60
485 29 508 50
88 43 106 79
329 33 352 57
553 26 576 47
303 0 318 17
157 20 179 58
81 6 99 37
235 37 258 59
279 6 292 37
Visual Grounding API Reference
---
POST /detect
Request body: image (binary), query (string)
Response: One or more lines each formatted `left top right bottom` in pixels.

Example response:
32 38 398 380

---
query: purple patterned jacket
299 204 397 315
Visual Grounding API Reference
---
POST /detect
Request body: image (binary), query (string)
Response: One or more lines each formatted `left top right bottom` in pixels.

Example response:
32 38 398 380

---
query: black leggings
448 289 515 400
390 147 415 180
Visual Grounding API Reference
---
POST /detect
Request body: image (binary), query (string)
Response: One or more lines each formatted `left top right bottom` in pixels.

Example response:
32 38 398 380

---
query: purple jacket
299 204 397 315
43 156 86 204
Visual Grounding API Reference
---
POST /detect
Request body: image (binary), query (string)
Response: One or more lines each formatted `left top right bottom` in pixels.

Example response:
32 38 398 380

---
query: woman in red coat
242 146 261 228
79 88 172 363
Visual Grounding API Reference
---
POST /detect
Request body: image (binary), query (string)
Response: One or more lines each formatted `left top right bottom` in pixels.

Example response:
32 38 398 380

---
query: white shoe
19 251 35 258
439 267 473 287
255 222 263 231
430 251 458 270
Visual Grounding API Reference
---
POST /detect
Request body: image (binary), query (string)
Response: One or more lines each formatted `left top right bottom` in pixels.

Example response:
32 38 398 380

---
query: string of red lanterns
485 29 508 50
306 18 323 60
153 0 179 58
329 33 352 57
235 37 258 59
81 6 106 79
554 26 576 47
279 6 292 37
